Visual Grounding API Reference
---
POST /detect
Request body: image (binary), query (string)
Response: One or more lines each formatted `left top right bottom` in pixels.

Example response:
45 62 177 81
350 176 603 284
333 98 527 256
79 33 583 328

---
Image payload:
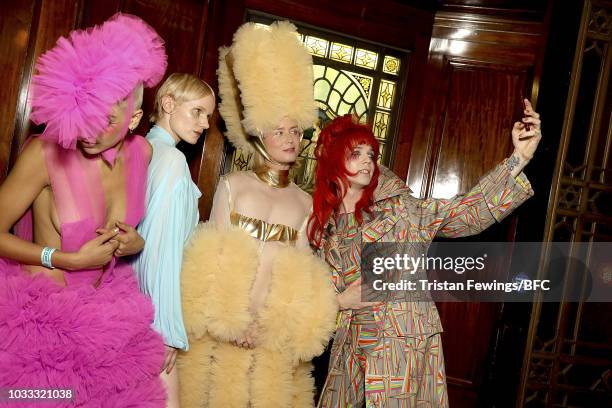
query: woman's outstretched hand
506 99 543 177
512 99 542 162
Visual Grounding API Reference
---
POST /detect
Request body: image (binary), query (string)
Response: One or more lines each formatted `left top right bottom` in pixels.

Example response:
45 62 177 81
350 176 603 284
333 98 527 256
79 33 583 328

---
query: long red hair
307 114 380 248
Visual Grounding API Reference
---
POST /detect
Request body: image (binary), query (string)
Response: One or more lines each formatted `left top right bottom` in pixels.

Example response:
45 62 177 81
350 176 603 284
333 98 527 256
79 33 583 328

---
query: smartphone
520 92 531 131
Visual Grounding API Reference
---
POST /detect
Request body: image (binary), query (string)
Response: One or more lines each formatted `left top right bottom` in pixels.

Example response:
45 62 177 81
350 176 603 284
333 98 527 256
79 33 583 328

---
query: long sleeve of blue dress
131 125 201 351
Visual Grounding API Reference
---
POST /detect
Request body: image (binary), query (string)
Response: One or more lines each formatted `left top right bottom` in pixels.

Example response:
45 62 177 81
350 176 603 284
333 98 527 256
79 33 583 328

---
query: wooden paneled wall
1 0 81 179
0 0 34 179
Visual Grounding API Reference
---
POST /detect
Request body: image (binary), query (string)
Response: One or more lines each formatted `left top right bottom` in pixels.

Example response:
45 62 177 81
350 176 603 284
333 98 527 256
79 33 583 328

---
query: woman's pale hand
337 277 384 310
512 99 542 161
232 322 259 349
70 229 120 270
96 221 144 257
161 345 178 374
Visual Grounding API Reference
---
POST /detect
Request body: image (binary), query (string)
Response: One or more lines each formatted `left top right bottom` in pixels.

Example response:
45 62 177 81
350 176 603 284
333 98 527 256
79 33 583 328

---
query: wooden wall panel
0 0 37 180
430 61 529 198
80 0 210 78
79 0 120 26
11 0 82 160
408 12 545 199
191 0 244 220
120 0 210 110
245 0 436 49
1 0 81 180
443 0 548 20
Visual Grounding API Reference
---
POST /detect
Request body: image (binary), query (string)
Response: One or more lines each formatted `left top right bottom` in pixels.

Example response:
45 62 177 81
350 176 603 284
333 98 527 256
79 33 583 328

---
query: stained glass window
230 15 409 191
314 66 371 121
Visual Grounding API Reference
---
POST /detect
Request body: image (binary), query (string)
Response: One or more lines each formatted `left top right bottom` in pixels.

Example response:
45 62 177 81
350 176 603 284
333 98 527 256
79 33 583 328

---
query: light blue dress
132 125 201 350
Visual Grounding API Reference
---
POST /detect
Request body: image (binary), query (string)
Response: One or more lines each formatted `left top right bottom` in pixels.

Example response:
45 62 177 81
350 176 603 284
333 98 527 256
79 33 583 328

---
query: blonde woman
178 22 337 407
132 73 215 407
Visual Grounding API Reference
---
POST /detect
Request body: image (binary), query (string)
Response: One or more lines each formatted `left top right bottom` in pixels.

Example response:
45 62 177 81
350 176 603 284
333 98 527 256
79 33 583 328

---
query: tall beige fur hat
217 21 317 153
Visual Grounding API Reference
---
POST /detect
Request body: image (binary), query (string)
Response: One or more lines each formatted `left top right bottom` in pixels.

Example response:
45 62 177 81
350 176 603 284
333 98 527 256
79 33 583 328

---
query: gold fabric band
230 212 297 244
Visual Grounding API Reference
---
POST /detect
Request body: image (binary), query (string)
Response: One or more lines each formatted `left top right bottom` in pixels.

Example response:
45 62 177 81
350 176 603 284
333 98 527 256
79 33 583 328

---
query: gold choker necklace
253 163 290 188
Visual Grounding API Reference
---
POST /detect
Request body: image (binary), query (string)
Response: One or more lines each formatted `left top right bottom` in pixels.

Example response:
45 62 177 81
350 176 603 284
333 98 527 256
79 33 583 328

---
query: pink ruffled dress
0 136 165 407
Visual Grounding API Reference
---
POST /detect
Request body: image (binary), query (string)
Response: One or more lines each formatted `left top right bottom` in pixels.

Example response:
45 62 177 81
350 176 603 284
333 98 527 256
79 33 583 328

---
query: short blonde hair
133 83 144 109
117 83 143 110
150 73 214 123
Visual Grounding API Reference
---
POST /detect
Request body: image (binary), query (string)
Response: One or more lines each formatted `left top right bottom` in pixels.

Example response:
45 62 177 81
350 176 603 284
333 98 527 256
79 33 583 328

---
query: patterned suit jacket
319 160 534 377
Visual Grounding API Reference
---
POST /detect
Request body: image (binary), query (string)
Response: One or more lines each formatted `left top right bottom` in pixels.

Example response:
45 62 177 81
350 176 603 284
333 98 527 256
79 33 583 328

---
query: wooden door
407 3 552 406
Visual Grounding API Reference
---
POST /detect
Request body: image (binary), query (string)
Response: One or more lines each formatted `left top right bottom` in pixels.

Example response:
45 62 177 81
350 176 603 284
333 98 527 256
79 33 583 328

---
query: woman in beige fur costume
178 21 338 407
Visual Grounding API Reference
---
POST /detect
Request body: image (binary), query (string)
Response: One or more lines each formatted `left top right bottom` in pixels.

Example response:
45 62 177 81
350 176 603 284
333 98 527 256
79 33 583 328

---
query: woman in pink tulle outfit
0 14 168 407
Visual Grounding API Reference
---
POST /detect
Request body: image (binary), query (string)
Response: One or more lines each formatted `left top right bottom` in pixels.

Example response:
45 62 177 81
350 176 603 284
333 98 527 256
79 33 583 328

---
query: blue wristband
41 247 57 269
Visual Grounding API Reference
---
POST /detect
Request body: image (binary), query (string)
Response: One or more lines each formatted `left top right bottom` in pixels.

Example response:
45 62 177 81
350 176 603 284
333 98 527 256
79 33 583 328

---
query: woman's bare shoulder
12 138 48 178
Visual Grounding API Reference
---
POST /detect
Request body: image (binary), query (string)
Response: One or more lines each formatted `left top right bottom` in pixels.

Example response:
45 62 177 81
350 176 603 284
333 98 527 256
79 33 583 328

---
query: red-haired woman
309 106 541 407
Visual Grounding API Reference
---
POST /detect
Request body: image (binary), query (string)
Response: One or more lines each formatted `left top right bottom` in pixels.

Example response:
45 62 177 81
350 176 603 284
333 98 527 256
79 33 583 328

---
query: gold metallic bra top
230 211 298 244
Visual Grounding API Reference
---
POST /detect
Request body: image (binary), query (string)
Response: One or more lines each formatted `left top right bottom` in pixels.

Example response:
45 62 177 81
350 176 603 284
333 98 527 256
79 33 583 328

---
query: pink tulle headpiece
30 13 167 149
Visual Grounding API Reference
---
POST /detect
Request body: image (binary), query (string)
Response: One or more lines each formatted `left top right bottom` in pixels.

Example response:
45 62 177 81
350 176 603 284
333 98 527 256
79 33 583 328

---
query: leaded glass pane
335 74 352 92
355 99 367 117
313 66 370 121
373 110 390 139
378 143 385 163
355 48 378 69
314 80 331 102
328 91 341 111
377 80 395 110
330 42 354 63
339 101 352 113
351 74 373 98
383 55 400 75
304 36 329 57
